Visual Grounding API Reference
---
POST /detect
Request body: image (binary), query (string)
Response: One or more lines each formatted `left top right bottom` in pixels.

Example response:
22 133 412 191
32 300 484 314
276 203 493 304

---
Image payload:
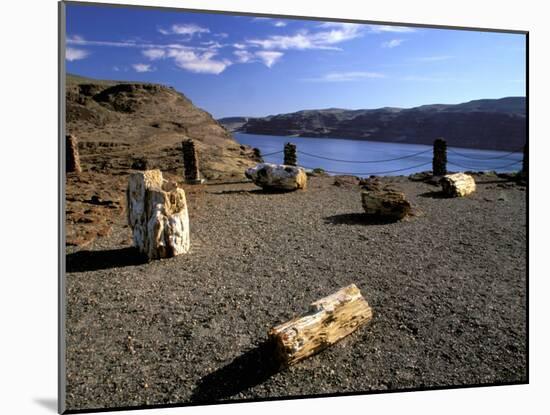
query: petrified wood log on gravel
361 189 411 220
127 169 190 260
245 163 307 190
269 284 373 366
440 173 476 197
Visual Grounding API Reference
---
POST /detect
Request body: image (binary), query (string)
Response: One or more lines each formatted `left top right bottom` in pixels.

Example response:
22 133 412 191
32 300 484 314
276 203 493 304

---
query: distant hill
222 97 526 151
66 73 258 179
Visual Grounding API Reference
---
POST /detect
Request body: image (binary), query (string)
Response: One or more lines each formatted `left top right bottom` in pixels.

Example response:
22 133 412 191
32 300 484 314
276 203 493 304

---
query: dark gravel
64 174 527 411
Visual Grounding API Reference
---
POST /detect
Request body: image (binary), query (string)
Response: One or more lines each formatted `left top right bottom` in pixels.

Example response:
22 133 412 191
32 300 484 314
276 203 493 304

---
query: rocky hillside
65 73 259 246
66 73 259 178
226 97 526 151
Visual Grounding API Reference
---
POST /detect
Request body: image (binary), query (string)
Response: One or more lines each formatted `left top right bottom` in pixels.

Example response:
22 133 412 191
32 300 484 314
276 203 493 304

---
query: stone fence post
66 134 82 174
181 139 204 184
432 138 447 176
522 142 528 178
284 142 297 166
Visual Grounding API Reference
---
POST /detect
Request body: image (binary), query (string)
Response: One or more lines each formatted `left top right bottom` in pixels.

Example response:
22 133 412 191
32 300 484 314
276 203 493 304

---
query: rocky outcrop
239 97 526 151
245 163 307 190
127 170 190 260
361 189 411 219
440 173 476 197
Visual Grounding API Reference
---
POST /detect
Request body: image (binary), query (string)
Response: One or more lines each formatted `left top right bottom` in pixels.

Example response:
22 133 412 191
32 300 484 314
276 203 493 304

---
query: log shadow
190 340 281 403
209 188 297 195
324 213 400 226
418 191 449 199
66 247 148 273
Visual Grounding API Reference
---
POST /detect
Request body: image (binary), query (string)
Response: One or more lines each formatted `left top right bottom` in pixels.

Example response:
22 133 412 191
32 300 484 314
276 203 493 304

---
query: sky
65 3 526 119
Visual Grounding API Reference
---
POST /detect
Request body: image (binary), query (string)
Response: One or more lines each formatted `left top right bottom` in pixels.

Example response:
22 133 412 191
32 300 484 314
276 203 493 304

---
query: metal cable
447 159 522 171
296 148 432 163
448 147 523 160
298 161 433 176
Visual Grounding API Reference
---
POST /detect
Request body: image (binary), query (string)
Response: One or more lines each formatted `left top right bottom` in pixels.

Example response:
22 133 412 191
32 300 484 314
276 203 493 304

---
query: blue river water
234 133 523 177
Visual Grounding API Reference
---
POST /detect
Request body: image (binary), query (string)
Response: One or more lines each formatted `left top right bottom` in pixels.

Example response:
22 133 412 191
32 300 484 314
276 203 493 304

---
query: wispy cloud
247 22 364 50
273 21 287 27
369 24 416 33
234 49 254 63
256 51 283 67
158 23 210 37
66 47 89 61
412 55 453 62
132 63 154 72
142 48 166 60
166 49 231 74
306 71 386 82
233 49 284 68
382 39 404 48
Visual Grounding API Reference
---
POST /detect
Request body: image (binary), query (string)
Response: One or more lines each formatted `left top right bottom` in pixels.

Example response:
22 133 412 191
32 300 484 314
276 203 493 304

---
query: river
234 133 523 177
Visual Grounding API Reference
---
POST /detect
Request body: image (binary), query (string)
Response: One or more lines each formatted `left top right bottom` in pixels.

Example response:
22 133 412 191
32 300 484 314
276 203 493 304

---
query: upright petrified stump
440 173 476 197
269 284 373 366
361 189 411 220
181 139 204 184
284 142 297 166
127 169 190 260
432 138 447 176
66 134 82 174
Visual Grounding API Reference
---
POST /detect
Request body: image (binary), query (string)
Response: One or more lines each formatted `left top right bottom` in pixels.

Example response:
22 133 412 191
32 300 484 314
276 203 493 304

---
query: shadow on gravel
190 340 281 402
418 191 448 199
324 213 399 225
209 188 296 195
66 247 147 273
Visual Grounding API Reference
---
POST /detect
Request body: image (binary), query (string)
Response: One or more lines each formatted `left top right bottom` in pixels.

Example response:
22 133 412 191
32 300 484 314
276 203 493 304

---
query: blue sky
65 3 526 118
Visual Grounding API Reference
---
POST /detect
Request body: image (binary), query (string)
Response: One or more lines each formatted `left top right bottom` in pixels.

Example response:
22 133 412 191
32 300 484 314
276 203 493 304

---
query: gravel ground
64 174 527 412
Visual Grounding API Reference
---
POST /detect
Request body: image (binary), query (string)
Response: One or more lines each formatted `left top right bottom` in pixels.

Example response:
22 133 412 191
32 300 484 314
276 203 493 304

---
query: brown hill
65 73 259 246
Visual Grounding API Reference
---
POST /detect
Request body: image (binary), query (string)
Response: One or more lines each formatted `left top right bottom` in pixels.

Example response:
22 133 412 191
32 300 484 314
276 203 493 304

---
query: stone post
181 139 204 184
66 134 82 174
432 138 447 176
522 142 528 178
284 142 297 166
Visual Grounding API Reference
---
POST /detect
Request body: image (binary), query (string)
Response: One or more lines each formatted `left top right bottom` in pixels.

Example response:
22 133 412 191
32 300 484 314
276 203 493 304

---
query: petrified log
361 189 411 219
440 173 476 197
127 169 190 260
269 284 373 366
66 134 82 174
245 163 307 190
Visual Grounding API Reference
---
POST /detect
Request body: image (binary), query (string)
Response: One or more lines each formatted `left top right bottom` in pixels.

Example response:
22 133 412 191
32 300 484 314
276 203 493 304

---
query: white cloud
382 39 404 48
214 32 228 38
234 50 254 63
132 63 154 72
273 21 287 27
142 48 166 60
306 71 386 82
158 23 210 37
66 47 89 61
233 49 284 67
167 49 231 74
256 51 283 68
233 43 247 50
369 24 416 33
246 22 364 50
